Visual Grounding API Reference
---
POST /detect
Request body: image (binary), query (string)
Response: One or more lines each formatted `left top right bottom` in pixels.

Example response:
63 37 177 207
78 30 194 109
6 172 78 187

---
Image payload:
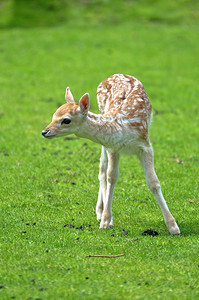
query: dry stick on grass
164 154 194 164
86 253 125 258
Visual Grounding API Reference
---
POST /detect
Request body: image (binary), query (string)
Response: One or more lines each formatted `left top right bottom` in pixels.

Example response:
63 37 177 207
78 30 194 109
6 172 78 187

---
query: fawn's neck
76 112 117 145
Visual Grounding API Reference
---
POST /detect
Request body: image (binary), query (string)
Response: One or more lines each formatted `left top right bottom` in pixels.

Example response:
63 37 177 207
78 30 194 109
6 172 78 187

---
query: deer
42 74 180 235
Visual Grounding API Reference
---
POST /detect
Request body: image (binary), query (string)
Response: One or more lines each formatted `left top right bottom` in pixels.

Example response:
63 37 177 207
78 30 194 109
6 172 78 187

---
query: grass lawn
0 1 199 299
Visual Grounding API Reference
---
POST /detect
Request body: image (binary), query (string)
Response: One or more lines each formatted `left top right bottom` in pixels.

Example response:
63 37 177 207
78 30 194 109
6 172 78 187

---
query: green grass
0 1 199 299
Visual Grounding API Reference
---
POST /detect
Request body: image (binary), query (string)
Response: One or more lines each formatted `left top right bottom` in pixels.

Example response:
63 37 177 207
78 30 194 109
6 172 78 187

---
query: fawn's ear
79 93 90 115
65 87 75 103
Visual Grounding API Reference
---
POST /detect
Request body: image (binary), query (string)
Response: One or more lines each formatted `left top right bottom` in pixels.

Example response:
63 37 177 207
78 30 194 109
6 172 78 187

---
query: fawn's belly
102 130 148 155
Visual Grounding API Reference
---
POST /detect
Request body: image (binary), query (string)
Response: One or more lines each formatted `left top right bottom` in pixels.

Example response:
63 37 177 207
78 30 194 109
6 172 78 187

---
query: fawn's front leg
96 146 108 220
100 151 120 228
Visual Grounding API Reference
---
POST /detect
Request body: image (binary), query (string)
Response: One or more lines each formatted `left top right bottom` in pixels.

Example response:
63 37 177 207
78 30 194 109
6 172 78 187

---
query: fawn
42 74 180 234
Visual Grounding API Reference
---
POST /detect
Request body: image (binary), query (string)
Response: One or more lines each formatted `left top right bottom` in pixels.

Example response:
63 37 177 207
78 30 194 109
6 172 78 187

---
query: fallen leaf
187 199 196 203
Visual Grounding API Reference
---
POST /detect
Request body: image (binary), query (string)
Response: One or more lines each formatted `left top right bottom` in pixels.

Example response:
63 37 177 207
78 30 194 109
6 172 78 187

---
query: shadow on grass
177 221 199 237
2 0 197 29
1 0 70 29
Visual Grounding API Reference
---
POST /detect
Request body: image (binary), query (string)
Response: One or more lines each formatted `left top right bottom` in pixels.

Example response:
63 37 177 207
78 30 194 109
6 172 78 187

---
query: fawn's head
42 87 90 138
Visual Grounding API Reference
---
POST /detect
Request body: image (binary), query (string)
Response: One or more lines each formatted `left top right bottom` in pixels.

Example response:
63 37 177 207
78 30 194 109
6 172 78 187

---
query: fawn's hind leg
138 144 180 235
96 146 108 220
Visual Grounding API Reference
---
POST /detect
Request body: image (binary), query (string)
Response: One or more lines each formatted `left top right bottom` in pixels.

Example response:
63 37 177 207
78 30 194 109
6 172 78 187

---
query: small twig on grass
164 154 194 164
86 253 125 258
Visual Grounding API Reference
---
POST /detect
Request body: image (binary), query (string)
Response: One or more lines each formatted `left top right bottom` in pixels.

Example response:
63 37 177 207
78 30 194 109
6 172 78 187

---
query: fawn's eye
61 118 71 125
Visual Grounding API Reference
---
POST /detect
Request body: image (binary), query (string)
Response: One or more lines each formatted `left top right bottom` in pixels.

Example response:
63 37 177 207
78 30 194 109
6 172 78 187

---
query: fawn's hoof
166 219 181 235
100 220 109 228
99 217 113 229
169 225 181 235
109 219 113 227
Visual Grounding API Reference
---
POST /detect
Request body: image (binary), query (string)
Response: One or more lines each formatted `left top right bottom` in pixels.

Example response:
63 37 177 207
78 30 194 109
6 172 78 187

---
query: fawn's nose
42 129 50 137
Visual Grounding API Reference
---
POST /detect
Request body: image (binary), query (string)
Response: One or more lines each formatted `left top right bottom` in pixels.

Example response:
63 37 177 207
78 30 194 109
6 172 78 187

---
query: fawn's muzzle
42 129 51 137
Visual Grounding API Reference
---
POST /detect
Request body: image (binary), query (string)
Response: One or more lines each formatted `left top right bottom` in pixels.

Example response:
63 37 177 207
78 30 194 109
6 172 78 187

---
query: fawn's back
97 74 152 138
